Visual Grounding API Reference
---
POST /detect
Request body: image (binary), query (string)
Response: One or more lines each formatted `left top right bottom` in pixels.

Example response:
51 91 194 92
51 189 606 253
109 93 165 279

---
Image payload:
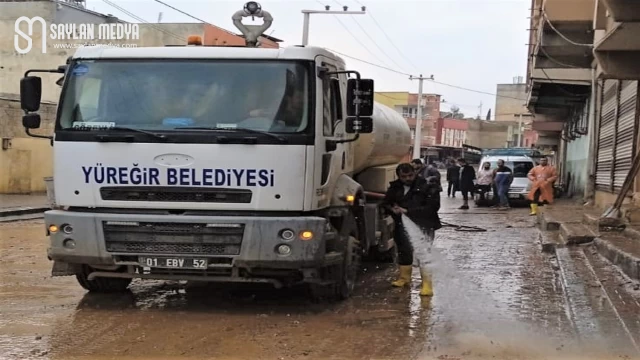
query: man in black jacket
446 159 460 198
382 163 442 296
457 158 476 210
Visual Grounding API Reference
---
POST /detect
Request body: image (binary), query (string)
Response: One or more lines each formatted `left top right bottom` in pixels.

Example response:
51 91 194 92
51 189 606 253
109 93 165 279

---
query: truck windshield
58 60 310 134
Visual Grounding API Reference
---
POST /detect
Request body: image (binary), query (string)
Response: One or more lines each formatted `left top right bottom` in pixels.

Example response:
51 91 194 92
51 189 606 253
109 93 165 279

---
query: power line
313 0 392 68
351 0 421 74
331 0 408 72
328 48 526 100
152 0 212 25
541 11 593 48
326 47 412 76
430 79 525 100
101 0 185 42
123 1 523 103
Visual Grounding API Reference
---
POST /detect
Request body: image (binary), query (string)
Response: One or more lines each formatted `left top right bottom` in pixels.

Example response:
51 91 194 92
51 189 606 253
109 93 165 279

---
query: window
321 77 342 136
76 77 101 120
486 161 534 178
58 60 310 134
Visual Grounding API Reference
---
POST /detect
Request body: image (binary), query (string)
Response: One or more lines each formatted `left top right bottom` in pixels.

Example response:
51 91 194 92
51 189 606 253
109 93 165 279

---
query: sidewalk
0 194 50 218
537 199 640 282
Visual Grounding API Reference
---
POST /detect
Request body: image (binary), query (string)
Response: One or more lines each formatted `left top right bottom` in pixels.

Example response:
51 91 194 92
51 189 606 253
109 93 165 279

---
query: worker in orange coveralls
527 157 558 216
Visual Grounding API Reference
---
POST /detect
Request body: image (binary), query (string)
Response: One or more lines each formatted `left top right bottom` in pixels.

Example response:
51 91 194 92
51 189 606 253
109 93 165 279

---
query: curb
593 237 640 281
0 207 50 218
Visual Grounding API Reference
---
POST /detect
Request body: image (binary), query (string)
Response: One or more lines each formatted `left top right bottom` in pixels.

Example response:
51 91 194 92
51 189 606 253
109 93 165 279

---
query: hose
440 221 487 232
363 191 488 232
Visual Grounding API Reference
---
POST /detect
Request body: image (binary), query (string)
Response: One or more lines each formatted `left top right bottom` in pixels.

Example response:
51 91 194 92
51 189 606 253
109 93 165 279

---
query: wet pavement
1 196 640 360
0 194 48 210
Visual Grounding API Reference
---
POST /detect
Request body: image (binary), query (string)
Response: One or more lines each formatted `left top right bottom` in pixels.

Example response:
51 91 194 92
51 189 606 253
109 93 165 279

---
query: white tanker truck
17 3 411 300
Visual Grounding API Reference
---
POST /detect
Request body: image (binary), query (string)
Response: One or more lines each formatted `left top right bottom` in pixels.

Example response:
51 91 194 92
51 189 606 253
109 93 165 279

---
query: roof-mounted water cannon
232 1 273 48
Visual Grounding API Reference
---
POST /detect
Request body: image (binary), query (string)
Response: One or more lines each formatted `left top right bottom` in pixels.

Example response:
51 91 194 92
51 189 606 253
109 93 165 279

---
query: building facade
375 91 442 148
0 0 280 194
495 81 537 147
525 0 640 210
435 118 468 147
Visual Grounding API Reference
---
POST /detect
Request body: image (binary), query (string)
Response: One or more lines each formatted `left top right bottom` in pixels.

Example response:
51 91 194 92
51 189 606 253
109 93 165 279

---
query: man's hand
392 205 408 214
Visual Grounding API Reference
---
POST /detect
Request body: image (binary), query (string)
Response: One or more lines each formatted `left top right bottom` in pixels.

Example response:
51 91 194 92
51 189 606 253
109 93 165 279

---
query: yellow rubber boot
419 268 434 296
391 265 412 287
530 203 538 216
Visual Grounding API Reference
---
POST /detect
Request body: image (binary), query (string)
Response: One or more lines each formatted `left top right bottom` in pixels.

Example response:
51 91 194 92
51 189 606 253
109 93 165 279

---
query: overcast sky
84 0 530 118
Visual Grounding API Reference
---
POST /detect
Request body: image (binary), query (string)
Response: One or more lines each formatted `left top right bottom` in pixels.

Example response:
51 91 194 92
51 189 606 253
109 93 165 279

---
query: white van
474 155 536 205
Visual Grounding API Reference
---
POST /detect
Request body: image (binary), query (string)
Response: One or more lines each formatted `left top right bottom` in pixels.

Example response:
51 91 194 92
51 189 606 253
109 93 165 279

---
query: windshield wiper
93 126 167 140
175 126 287 143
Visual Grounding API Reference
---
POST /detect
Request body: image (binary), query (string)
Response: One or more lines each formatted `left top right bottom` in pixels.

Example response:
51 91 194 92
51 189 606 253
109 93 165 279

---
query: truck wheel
338 236 362 299
309 236 361 301
76 265 132 293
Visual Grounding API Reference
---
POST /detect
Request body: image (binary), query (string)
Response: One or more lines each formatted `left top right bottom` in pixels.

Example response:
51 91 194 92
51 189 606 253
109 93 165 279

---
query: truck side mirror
346 78 374 117
23 113 41 129
20 76 42 112
346 116 373 134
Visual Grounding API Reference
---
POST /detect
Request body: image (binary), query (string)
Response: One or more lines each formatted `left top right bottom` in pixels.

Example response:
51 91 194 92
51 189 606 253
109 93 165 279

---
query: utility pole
301 5 366 46
517 113 523 147
410 74 434 159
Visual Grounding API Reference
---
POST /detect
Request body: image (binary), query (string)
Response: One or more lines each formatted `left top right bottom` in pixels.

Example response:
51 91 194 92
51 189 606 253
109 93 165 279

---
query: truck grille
103 221 244 255
100 186 252 203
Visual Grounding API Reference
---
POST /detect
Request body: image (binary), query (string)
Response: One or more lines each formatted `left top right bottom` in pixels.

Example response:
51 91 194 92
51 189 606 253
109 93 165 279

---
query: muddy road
2 198 640 360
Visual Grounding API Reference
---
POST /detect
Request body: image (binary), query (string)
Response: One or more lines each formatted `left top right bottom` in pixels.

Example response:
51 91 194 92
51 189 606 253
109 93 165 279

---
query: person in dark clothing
446 160 460 198
457 158 476 210
492 159 513 209
383 163 441 296
411 159 442 193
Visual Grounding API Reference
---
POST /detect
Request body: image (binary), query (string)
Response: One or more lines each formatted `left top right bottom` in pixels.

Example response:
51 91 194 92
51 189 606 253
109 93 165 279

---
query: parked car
474 155 536 206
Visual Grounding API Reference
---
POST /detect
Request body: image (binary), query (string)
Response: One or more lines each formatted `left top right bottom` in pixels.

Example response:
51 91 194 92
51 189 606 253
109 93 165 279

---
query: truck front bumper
481 192 529 200
45 210 330 270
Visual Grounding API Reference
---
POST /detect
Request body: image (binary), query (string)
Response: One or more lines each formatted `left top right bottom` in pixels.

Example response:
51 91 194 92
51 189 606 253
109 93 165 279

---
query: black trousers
447 181 459 196
475 184 492 200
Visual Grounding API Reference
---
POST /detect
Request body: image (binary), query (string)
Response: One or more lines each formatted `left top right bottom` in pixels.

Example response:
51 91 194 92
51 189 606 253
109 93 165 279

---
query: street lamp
301 6 366 46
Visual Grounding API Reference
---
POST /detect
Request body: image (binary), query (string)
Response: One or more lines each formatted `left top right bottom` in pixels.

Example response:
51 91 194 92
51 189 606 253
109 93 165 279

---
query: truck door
312 58 348 209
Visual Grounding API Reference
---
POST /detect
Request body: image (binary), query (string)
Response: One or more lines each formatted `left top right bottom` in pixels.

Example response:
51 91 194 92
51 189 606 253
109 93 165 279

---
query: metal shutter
596 80 618 191
613 81 638 191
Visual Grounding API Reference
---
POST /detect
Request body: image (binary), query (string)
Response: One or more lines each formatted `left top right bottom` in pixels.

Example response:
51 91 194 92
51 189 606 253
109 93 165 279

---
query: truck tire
309 236 361 301
76 265 132 293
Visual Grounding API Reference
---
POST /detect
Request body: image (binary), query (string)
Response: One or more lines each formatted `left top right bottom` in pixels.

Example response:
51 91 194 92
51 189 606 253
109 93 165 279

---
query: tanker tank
352 101 411 175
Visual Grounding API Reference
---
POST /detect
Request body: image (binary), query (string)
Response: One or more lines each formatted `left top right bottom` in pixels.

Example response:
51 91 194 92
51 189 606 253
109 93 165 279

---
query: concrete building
525 0 640 209
465 119 515 149
495 80 537 148
0 0 280 194
435 118 468 147
375 91 442 148
495 80 531 121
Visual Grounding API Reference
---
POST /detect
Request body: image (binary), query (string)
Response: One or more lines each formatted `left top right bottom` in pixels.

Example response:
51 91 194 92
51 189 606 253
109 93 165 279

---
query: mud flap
51 261 80 276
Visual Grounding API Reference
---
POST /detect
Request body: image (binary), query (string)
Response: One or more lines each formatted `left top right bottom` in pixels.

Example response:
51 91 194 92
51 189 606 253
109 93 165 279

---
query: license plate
508 194 521 199
139 257 208 269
